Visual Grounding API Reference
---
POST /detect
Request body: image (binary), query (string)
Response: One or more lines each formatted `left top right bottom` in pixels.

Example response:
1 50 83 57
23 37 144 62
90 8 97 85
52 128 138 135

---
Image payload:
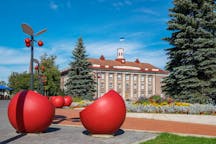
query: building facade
61 48 168 100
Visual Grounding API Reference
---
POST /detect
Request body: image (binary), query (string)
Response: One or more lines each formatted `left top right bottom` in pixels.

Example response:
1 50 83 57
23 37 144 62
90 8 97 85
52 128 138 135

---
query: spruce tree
163 0 216 104
65 38 96 100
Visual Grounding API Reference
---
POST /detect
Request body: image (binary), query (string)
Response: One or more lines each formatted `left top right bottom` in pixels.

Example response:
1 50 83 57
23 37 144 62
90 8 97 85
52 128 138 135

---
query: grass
140 133 216 144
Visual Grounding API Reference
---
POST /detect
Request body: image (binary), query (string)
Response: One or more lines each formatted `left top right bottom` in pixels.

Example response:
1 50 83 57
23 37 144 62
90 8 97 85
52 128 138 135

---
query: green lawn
140 133 216 144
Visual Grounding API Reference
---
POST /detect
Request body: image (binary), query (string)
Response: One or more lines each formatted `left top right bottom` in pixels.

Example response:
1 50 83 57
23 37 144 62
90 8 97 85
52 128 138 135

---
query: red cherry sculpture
49 96 56 102
51 96 64 108
41 66 45 72
26 43 31 47
80 90 126 134
25 38 31 43
38 40 43 47
8 90 55 133
34 65 39 70
64 96 73 106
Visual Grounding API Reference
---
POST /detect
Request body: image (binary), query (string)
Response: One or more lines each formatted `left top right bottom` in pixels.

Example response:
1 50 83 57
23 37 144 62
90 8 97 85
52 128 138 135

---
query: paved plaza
0 100 157 144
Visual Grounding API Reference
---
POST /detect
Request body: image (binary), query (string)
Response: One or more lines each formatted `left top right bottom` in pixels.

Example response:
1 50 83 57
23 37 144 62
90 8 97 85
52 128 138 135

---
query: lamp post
21 24 46 90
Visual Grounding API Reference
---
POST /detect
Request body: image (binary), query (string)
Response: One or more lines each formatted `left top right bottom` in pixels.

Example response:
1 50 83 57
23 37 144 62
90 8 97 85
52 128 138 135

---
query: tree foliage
8 54 61 96
0 80 7 86
8 71 31 94
65 38 96 100
163 0 216 104
39 54 61 96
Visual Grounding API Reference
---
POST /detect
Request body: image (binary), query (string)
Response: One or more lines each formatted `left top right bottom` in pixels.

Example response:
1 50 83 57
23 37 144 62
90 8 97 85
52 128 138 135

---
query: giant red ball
80 90 126 134
64 96 73 106
51 96 64 108
8 90 55 133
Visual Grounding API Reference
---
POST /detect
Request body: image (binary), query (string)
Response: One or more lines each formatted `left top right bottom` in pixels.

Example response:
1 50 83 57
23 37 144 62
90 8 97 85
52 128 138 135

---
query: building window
126 75 130 81
117 74 122 80
148 76 152 83
101 73 105 79
126 83 130 90
141 75 145 81
141 84 145 90
109 74 113 80
133 83 137 89
100 82 104 89
109 82 113 89
133 75 137 81
118 83 121 89
148 76 153 95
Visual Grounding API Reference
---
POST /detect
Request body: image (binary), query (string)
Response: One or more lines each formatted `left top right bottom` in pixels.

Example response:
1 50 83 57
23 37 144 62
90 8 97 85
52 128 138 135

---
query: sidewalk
55 108 216 137
0 100 157 144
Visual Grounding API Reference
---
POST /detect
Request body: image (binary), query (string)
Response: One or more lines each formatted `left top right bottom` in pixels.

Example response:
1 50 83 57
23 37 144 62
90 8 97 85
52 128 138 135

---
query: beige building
61 48 168 100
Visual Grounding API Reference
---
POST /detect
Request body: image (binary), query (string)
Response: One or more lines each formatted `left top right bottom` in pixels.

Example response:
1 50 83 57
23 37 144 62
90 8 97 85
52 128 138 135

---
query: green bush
149 95 163 103
72 96 84 102
135 97 149 104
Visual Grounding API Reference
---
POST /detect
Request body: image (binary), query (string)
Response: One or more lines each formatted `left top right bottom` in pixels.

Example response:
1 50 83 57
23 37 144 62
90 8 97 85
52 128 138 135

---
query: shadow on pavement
71 117 80 122
53 115 81 124
0 133 27 144
44 127 61 133
114 129 125 136
53 115 67 124
82 129 125 137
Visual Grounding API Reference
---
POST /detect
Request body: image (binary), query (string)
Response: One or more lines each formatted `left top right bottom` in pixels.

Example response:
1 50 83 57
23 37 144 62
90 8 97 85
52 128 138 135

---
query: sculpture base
90 134 114 138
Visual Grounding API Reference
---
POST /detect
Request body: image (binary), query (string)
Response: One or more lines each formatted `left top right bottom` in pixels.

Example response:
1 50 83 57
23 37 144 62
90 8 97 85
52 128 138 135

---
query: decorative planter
64 96 73 106
51 96 65 108
80 90 126 134
8 90 55 133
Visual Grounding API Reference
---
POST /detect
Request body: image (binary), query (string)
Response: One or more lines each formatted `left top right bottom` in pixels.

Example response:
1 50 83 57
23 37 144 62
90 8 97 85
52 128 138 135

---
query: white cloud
50 1 59 10
86 41 142 58
85 40 167 69
0 39 167 82
124 0 132 5
0 46 29 65
134 7 159 16
112 0 132 9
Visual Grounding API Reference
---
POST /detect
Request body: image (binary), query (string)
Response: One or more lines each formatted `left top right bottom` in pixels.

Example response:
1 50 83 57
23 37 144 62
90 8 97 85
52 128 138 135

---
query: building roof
61 57 168 75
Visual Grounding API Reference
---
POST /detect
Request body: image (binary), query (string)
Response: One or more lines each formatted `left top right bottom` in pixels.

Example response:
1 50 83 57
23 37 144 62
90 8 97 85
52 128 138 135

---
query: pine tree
163 0 216 104
65 38 96 100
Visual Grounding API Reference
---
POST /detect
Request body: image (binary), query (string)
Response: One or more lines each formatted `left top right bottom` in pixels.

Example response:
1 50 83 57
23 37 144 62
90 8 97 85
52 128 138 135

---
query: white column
105 71 109 93
130 74 133 99
97 73 100 98
114 72 117 91
153 74 156 95
145 74 148 97
138 74 141 98
122 73 126 99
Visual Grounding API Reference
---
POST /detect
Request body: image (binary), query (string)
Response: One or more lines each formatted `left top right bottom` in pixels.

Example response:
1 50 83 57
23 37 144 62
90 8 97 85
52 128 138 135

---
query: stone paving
0 100 157 144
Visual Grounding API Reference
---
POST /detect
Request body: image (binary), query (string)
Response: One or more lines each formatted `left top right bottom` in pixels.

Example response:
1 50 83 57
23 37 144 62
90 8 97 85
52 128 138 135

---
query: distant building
60 48 168 100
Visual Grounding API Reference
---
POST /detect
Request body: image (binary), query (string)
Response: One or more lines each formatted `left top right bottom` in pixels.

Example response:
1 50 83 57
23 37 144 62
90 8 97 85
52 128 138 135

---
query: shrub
149 95 163 103
73 96 84 102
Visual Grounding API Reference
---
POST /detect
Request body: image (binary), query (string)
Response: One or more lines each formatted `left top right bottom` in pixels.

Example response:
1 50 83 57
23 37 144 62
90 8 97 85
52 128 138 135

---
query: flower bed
126 102 216 115
71 100 93 108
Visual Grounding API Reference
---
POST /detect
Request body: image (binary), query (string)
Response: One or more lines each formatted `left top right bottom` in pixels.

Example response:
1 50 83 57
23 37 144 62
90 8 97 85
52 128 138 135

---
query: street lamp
21 24 46 90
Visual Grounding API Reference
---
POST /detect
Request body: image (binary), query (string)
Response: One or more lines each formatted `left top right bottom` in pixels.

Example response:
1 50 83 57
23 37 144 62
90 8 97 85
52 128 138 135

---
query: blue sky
0 0 172 82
